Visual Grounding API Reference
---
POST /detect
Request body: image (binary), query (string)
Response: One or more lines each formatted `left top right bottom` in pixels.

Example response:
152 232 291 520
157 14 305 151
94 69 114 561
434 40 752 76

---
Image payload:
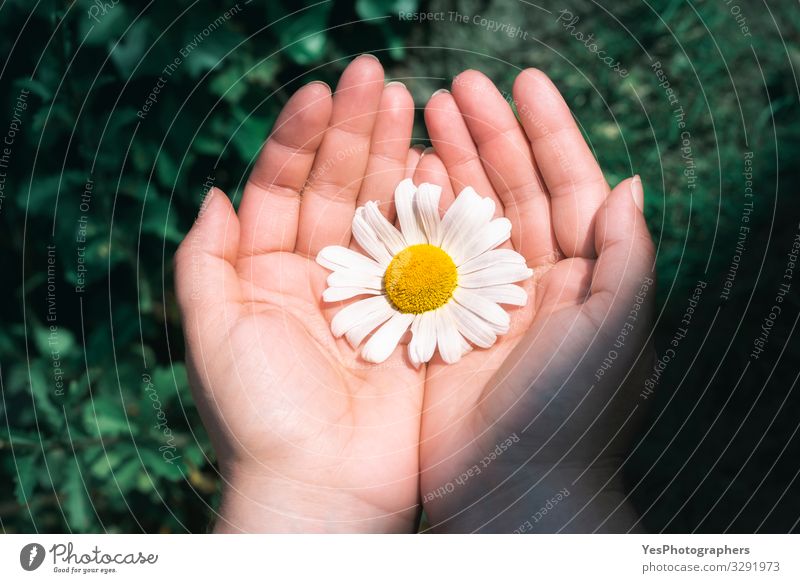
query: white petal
479 284 529 306
458 263 534 288
351 210 393 266
450 302 497 349
395 179 425 245
453 287 510 329
363 201 407 255
331 295 393 338
343 300 396 348
458 217 512 265
457 248 526 273
361 311 414 363
327 270 383 290
435 305 465 364
440 187 495 263
415 182 442 245
459 335 473 358
323 287 381 302
317 246 385 277
409 311 436 366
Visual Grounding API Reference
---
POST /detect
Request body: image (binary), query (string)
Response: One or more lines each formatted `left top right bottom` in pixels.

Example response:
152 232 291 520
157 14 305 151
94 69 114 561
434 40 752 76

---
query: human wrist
214 463 417 533
423 458 641 533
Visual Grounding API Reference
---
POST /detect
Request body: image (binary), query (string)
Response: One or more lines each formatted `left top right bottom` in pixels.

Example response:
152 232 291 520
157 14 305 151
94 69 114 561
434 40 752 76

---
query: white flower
316 179 533 366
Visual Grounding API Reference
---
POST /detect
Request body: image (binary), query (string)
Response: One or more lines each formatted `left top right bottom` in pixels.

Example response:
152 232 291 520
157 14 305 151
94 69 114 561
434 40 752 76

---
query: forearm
423 460 642 533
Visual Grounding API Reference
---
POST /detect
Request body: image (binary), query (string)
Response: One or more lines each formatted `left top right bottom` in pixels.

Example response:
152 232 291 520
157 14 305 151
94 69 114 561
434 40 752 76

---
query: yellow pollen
384 244 458 314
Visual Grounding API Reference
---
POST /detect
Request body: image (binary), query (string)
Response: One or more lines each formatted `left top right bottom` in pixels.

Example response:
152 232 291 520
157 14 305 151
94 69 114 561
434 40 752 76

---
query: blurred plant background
1 0 798 533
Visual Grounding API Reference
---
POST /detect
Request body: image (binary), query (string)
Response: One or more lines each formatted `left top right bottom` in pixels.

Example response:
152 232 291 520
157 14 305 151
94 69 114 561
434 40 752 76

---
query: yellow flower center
384 244 458 314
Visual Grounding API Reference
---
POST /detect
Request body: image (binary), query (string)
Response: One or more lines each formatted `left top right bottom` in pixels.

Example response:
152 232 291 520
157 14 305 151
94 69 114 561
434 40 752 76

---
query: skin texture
174 58 656 533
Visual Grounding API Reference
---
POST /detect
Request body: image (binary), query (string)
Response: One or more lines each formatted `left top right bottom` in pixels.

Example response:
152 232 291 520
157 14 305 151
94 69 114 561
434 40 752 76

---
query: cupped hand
175 56 424 533
416 70 656 532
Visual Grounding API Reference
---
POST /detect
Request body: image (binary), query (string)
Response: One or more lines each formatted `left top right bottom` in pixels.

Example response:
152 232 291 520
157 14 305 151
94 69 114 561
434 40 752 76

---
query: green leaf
209 67 247 103
41 449 67 488
110 21 149 78
63 464 92 532
88 447 122 479
356 0 418 19
378 21 406 60
231 106 273 162
247 58 280 86
64 235 127 287
83 395 134 437
27 360 65 430
86 444 141 494
208 44 279 103
150 363 189 404
33 323 76 360
13 452 40 506
277 3 332 65
77 0 129 47
155 150 179 188
114 456 144 490
192 133 225 155
105 108 140 138
141 197 184 244
15 77 53 101
182 441 207 468
25 171 85 216
140 448 184 481
176 19 244 78
135 470 155 494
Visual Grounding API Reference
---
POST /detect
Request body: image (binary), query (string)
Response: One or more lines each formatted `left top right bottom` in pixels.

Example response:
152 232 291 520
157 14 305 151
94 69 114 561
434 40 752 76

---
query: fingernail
385 80 406 89
411 144 426 154
359 53 380 63
631 175 644 212
431 88 450 98
421 146 435 157
307 80 331 92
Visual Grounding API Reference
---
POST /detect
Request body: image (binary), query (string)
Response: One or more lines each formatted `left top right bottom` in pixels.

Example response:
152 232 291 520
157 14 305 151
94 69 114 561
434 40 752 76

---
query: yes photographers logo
20 543 46 571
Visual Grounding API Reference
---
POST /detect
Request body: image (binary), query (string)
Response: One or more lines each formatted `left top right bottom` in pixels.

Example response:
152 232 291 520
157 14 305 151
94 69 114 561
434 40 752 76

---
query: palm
425 258 586 409
226 253 422 501
422 250 596 485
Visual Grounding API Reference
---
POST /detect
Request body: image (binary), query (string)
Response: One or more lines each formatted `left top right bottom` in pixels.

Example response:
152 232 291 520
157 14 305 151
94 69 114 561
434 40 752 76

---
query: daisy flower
316 179 533 366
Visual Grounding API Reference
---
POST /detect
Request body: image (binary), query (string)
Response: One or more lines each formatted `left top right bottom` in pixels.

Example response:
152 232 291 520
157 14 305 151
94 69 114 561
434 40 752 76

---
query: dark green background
1 0 798 533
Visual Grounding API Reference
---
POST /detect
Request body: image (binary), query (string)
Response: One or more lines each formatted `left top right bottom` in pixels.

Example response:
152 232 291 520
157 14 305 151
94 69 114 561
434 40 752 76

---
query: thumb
174 187 242 343
585 176 656 324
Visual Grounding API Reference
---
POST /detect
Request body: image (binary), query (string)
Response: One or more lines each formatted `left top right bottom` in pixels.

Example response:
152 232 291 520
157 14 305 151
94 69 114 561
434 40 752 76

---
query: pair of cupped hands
175 55 656 533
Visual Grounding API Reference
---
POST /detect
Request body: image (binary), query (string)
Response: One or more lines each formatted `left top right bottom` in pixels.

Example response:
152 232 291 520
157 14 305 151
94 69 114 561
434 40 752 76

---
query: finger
513 68 609 258
175 188 242 348
424 89 500 214
412 150 455 210
405 145 424 178
237 81 332 257
585 177 656 324
356 81 415 221
297 55 385 257
451 70 559 267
